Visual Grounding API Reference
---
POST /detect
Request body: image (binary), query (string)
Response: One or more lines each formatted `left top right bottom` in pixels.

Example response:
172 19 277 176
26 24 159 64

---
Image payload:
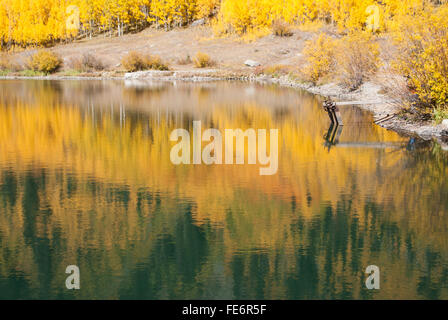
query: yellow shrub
121 51 169 72
122 52 148 72
193 52 214 68
302 32 380 89
302 33 336 83
147 55 170 71
336 32 380 90
28 50 62 74
393 7 448 111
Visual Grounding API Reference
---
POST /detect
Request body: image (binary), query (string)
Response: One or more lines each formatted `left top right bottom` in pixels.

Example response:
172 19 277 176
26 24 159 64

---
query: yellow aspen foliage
0 0 220 48
303 31 380 90
216 0 447 35
0 0 447 51
196 0 219 19
302 33 337 84
0 0 67 47
392 5 448 110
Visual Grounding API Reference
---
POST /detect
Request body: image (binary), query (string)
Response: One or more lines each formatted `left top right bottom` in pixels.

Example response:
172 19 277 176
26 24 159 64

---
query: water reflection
0 80 447 299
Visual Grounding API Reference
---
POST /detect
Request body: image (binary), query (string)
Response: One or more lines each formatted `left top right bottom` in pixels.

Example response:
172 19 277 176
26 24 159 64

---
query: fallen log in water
323 99 396 126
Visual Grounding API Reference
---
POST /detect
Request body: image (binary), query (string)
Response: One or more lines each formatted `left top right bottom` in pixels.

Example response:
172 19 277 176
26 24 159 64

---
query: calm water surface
0 80 447 299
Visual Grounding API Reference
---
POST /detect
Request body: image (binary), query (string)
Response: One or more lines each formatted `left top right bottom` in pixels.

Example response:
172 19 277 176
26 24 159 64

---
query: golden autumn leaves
0 0 443 48
0 0 218 48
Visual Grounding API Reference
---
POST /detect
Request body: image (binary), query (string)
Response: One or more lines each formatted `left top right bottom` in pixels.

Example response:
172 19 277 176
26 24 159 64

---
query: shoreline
1 71 447 148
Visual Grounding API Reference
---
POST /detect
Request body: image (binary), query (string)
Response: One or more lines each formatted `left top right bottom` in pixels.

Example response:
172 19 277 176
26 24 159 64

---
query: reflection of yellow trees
0 81 447 298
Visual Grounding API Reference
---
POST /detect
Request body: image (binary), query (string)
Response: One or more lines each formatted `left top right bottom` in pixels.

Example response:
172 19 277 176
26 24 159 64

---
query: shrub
193 51 214 68
393 7 448 112
121 51 148 72
0 54 21 71
434 107 448 124
302 32 380 89
0 54 10 70
147 55 170 71
121 51 169 72
335 32 380 91
28 50 62 74
271 19 293 37
81 53 105 71
302 33 336 84
68 53 105 72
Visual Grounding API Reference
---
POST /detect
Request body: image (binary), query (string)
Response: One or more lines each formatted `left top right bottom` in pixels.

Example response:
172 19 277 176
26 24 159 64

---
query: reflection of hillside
0 80 447 299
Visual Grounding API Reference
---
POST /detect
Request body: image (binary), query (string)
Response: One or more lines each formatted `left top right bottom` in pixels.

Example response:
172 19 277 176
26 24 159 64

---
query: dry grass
177 54 192 65
260 64 291 77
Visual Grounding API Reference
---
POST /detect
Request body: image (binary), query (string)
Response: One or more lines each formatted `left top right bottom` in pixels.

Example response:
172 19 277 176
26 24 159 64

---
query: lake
0 79 447 299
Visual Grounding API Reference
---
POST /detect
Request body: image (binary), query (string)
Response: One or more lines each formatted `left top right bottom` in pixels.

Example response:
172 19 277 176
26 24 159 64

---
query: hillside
10 25 306 75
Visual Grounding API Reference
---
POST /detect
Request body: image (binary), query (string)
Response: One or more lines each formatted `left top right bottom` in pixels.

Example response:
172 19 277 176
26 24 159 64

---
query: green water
0 80 447 299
